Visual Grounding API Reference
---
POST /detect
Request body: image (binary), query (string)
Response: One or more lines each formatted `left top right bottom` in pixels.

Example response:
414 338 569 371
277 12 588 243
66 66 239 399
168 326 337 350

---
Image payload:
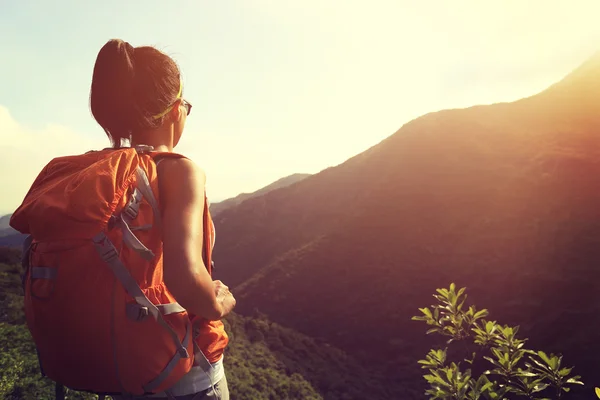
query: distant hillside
211 53 600 399
210 173 310 216
0 214 11 230
0 214 17 238
0 233 27 247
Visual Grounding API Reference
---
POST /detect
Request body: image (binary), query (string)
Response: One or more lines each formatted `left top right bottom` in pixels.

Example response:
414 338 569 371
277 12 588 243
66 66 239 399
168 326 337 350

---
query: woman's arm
157 157 236 320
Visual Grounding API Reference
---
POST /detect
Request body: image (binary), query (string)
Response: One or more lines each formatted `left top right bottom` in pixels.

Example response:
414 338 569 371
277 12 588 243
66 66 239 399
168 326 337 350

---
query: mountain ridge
210 173 310 217
210 52 600 399
0 214 18 239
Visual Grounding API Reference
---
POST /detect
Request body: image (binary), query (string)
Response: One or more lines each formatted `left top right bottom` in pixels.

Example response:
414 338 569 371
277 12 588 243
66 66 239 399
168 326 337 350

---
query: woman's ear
169 99 183 122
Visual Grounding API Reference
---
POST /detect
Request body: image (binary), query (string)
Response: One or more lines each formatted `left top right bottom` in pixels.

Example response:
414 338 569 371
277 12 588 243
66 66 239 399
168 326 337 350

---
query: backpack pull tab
126 303 149 322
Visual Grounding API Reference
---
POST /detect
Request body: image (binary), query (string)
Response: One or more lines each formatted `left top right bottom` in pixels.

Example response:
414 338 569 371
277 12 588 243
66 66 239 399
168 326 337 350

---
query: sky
1 0 600 215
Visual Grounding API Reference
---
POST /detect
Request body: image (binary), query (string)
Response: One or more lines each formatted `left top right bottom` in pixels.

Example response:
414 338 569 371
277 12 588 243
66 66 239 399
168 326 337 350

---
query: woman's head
90 39 191 149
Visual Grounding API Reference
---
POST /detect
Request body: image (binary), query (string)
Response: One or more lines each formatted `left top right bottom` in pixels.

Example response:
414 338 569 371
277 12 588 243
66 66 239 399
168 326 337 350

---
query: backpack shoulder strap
20 235 33 291
149 151 188 167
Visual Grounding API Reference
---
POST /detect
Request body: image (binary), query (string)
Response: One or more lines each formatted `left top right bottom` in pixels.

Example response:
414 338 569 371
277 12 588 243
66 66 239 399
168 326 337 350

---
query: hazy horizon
1 0 600 215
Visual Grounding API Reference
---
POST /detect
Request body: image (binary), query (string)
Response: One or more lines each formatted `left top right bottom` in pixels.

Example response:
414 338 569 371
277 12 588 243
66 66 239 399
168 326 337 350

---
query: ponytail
90 39 181 148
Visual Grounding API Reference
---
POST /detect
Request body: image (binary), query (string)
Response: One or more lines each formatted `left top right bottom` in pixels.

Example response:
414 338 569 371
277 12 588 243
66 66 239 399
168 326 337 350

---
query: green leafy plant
413 283 585 399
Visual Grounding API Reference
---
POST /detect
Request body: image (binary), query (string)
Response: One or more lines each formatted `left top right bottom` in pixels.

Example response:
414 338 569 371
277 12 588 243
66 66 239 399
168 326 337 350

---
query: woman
91 38 236 400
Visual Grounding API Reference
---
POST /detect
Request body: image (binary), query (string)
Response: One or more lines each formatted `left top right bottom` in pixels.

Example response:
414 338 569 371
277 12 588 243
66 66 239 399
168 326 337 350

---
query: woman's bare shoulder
158 156 206 185
157 156 206 206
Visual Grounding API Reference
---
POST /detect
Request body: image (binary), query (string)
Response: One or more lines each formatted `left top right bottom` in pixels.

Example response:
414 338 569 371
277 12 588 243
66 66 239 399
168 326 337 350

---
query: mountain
0 214 26 247
0 233 28 248
210 173 310 217
0 214 18 238
0 214 11 230
211 53 600 398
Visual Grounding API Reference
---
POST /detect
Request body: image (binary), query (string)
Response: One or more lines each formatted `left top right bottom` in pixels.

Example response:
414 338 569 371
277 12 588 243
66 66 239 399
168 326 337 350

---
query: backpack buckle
123 204 138 220
123 188 142 220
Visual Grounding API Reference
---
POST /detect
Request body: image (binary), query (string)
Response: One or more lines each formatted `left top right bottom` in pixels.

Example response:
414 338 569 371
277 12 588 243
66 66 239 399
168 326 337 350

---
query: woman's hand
213 280 236 318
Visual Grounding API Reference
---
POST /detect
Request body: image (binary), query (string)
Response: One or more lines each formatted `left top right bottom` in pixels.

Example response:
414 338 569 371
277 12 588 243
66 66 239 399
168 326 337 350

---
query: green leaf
424 373 449 387
515 371 537 377
559 367 572 377
549 355 559 371
566 377 584 385
537 351 551 366
532 383 549 393
528 357 552 374
446 367 453 382
436 349 446 360
457 298 466 312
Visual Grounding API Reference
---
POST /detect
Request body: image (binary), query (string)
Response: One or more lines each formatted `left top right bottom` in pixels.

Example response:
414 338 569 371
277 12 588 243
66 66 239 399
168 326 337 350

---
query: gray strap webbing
130 224 153 232
92 232 189 361
157 302 186 315
134 145 154 153
126 302 185 322
30 267 57 279
21 235 33 270
192 342 213 373
119 216 154 260
191 319 214 373
55 383 65 400
135 167 160 227
21 235 33 289
142 319 192 393
165 390 177 400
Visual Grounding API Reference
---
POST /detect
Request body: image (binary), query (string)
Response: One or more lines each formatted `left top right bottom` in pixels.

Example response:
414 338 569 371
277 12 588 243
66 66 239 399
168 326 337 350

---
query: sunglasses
152 80 192 120
181 99 192 116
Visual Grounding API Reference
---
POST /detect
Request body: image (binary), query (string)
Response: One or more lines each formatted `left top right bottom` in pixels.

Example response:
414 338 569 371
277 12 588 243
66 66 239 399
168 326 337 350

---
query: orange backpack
10 145 228 398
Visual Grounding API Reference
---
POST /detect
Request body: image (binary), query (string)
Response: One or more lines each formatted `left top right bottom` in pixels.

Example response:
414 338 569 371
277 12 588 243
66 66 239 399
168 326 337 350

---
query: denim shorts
111 375 229 400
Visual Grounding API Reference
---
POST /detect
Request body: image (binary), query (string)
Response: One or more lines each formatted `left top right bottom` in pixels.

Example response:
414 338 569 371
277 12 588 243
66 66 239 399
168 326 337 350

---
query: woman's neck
131 128 174 152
